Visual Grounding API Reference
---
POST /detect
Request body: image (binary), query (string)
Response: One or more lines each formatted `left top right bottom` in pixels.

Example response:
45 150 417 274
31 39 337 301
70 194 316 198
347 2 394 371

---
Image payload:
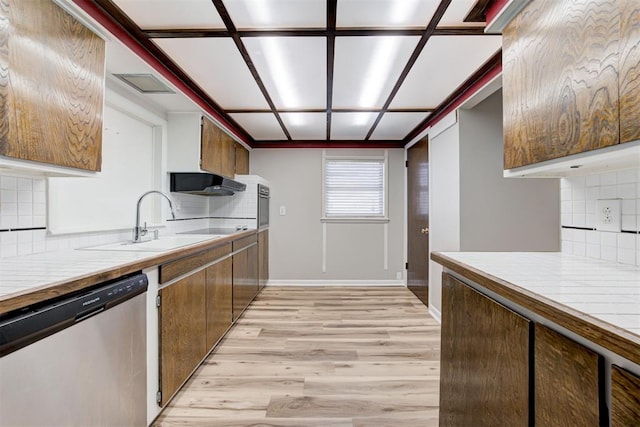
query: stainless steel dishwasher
0 273 148 426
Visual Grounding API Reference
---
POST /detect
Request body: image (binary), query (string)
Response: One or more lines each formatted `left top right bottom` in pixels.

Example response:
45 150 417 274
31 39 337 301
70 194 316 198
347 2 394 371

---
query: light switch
279 206 286 216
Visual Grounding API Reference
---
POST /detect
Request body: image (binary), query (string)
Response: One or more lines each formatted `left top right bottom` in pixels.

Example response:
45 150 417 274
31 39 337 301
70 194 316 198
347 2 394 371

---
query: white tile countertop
0 230 255 315
434 252 640 336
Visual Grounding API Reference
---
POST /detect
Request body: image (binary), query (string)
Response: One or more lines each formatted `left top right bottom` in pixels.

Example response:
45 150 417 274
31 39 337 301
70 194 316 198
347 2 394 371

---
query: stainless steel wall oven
258 184 269 228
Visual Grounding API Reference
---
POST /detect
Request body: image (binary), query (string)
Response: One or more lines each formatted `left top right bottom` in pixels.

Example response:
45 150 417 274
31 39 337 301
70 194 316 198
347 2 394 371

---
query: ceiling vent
113 73 175 94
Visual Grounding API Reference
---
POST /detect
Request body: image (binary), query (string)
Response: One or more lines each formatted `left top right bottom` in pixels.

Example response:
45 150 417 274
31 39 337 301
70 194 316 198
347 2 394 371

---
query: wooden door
205 258 233 350
232 248 248 321
235 143 250 174
0 0 104 171
619 0 640 144
440 273 530 426
159 270 207 406
407 137 429 305
535 323 602 426
248 242 259 297
611 365 640 426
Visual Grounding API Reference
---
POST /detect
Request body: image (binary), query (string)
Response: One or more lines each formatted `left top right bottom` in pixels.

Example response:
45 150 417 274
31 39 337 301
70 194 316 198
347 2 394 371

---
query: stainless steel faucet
133 191 176 243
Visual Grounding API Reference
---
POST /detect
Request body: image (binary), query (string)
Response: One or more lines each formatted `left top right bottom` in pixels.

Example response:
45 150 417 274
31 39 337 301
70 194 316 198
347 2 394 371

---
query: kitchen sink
79 235 224 252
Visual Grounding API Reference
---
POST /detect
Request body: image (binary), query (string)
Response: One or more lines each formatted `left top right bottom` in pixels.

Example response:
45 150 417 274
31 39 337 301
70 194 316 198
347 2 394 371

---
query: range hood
170 173 246 196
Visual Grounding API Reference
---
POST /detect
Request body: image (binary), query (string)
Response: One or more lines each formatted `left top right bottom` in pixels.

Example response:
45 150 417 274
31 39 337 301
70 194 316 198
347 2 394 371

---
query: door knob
421 228 429 234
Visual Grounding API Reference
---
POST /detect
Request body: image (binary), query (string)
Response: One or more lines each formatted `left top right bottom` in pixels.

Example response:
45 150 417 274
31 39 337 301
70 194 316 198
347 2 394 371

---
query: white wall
251 148 405 283
427 89 560 319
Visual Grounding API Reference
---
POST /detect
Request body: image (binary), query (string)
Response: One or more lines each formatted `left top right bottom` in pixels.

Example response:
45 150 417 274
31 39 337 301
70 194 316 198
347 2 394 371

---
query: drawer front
232 234 257 251
160 243 232 284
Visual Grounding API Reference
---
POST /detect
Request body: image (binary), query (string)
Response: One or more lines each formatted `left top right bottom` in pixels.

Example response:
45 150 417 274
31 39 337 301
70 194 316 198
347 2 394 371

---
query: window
323 155 387 220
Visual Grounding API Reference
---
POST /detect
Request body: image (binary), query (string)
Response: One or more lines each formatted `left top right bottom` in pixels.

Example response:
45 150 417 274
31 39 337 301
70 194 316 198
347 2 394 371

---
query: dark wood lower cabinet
440 273 530 426
232 236 259 321
158 270 207 406
534 323 602 426
205 258 233 349
258 229 269 290
611 365 640 426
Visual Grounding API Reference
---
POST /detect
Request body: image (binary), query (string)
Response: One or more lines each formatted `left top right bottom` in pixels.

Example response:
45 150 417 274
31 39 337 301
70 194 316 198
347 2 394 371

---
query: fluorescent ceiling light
353 112 375 126
357 1 421 109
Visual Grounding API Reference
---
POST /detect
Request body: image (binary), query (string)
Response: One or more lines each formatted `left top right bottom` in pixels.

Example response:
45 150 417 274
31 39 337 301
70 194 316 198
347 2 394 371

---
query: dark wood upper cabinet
235 143 250 175
611 365 640 426
0 0 105 171
535 323 602 426
440 273 530 427
503 0 622 169
619 0 640 144
201 116 235 177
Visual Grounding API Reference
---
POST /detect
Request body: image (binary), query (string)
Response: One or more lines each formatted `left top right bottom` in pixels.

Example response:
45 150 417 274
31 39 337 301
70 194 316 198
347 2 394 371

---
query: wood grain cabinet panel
503 0 620 169
258 229 269 290
0 0 104 171
201 116 235 177
159 270 207 406
611 365 640 426
205 257 233 350
232 247 248 322
440 273 530 427
534 323 602 426
235 142 249 174
619 0 640 144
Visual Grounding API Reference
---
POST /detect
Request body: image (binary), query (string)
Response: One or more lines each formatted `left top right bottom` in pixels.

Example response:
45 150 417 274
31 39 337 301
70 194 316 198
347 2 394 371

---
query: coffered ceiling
82 0 502 148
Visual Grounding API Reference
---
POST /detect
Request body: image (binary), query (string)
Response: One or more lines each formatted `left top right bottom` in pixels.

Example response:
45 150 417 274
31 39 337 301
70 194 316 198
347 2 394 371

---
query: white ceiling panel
243 37 326 109
437 0 485 27
390 35 502 108
230 113 287 140
333 36 420 109
153 38 269 109
224 0 326 29
370 112 429 140
112 0 225 29
337 0 439 28
330 112 378 140
281 113 327 140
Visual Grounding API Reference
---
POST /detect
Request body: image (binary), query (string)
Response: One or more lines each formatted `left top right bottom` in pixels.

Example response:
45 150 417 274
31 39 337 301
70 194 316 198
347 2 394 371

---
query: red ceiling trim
252 141 405 149
405 51 502 143
71 0 251 146
485 0 512 26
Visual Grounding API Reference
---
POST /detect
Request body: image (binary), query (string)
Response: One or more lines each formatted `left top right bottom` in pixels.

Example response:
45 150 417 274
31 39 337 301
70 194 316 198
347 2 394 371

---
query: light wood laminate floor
153 286 440 426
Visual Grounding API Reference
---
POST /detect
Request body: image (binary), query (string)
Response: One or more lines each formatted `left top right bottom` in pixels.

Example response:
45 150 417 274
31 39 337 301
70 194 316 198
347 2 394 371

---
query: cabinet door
159 270 207 406
535 323 602 426
205 257 233 350
619 0 640 144
232 248 248 321
201 116 235 177
440 273 530 426
258 230 269 290
0 0 104 171
248 242 259 298
502 0 619 169
235 143 249 175
612 365 640 426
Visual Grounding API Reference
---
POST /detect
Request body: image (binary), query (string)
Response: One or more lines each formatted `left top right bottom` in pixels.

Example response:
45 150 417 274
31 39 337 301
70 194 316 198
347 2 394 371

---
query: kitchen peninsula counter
432 251 640 365
0 229 256 316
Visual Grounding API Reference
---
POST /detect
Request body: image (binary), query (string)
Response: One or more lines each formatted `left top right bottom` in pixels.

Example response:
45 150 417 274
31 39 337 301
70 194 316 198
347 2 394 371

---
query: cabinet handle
421 228 429 234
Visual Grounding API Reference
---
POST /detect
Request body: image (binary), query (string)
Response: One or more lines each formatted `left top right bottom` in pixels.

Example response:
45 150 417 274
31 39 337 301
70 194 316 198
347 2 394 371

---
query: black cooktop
179 227 248 235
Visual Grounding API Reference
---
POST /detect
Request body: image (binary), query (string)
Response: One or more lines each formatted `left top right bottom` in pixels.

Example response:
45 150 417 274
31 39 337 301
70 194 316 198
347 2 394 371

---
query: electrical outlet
596 199 621 232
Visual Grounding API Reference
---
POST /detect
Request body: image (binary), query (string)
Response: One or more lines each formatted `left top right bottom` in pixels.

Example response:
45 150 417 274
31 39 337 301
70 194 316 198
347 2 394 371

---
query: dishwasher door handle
75 305 106 322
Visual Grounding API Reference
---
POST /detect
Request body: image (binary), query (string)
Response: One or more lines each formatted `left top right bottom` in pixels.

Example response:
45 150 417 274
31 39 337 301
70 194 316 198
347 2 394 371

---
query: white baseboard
428 304 442 324
265 280 405 287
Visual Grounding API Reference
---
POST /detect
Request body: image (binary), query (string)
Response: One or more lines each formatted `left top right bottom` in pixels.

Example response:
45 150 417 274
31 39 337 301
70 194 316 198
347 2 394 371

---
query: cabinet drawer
160 243 232 284
232 234 257 251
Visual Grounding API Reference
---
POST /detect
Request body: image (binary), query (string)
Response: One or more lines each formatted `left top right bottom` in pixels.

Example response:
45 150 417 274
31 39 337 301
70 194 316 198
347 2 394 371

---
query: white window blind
324 159 385 218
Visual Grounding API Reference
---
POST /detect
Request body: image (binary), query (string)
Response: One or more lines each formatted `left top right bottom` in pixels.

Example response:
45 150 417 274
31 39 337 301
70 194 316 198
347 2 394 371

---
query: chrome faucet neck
133 190 176 243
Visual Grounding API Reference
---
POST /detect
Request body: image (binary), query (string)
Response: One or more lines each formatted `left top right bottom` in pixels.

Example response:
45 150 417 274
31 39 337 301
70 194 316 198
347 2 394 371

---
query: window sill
321 217 390 224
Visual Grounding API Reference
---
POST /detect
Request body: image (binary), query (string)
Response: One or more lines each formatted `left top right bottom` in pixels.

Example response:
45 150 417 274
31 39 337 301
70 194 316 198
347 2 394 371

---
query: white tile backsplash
561 167 640 266
0 173 215 259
